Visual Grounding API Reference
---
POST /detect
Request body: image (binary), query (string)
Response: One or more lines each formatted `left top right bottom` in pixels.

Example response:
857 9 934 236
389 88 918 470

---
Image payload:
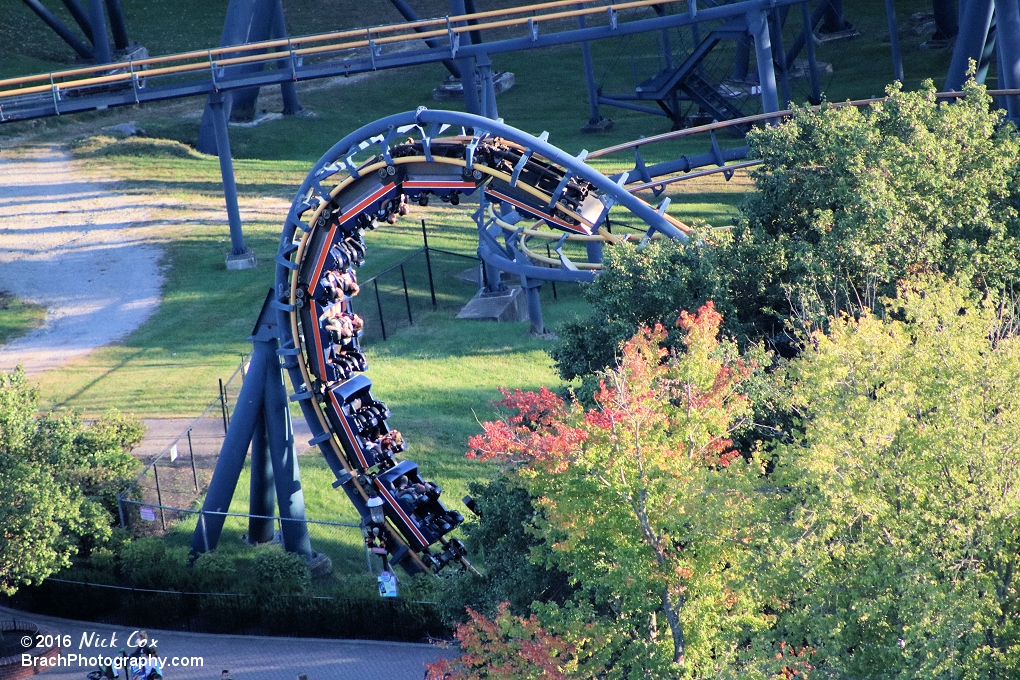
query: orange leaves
466 302 753 473
424 602 576 680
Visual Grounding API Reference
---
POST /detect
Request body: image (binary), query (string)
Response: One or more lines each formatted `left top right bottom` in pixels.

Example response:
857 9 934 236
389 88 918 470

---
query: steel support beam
104 0 128 50
248 410 276 544
450 0 481 115
945 0 995 89
748 10 781 117
60 0 94 42
21 0 94 60
523 280 545 334
189 344 269 556
387 0 461 77
272 0 302 115
263 336 313 558
884 0 904 82
87 0 112 64
994 0 1020 120
208 93 252 264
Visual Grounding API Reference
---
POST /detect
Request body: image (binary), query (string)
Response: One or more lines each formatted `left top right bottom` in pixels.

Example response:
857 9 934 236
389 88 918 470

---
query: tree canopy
0 368 142 595
551 81 1020 385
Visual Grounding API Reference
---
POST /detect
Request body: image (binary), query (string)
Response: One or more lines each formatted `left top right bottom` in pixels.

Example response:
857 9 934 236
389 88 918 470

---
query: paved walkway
2 606 455 680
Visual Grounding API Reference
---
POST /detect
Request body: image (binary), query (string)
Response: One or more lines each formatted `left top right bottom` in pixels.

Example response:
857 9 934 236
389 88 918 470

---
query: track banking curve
273 108 689 575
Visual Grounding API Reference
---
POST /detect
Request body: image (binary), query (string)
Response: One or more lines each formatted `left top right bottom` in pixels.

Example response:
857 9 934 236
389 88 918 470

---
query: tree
551 80 1020 385
730 79 1020 335
424 602 582 680
0 368 142 595
468 303 771 678
767 278 1020 677
549 232 730 391
431 475 575 625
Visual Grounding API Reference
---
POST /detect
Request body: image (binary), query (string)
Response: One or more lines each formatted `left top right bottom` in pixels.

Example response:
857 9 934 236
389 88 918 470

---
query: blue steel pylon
190 292 316 562
945 0 1020 121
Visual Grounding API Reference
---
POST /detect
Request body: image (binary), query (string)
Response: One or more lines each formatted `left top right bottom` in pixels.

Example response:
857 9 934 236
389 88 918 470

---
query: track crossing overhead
0 0 801 123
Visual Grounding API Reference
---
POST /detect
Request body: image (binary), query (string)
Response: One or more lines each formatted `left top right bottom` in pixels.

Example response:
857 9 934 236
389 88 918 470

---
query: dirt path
0 144 163 375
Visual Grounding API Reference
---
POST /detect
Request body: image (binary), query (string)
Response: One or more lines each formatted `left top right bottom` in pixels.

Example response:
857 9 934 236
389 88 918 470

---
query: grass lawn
0 292 45 345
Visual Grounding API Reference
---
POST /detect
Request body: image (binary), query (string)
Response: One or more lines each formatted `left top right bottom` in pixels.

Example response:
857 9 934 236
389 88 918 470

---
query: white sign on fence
140 506 157 522
169 444 178 462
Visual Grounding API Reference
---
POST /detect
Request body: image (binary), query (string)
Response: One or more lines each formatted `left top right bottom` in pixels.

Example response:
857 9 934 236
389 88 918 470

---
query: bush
192 551 237 593
252 548 310 597
118 538 189 590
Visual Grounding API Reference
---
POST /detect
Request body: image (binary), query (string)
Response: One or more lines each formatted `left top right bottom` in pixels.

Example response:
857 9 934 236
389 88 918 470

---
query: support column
769 8 792 108
945 0 995 89
476 52 498 119
103 0 128 51
483 261 505 293
209 93 256 270
585 240 604 266
248 411 276 544
523 280 545 335
748 10 781 117
189 347 269 556
87 0 112 64
263 342 313 558
23 0 94 60
994 0 1020 121
884 0 904 82
272 0 303 116
450 0 481 115
579 12 612 132
933 0 959 41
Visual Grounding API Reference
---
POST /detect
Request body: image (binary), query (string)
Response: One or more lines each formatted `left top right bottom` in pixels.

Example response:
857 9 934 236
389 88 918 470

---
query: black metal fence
4 579 446 642
351 221 481 343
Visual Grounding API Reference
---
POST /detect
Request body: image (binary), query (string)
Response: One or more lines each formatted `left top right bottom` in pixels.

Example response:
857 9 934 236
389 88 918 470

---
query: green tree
731 80 1020 335
768 279 1020 677
551 80 1020 387
549 232 730 391
0 368 142 595
469 304 770 678
432 475 575 624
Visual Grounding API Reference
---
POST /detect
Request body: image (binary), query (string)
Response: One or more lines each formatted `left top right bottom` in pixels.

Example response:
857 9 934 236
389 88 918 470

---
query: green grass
0 292 45 345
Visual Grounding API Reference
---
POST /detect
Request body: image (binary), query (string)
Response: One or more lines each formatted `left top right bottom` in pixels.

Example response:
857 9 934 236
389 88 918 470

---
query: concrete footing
226 248 257 270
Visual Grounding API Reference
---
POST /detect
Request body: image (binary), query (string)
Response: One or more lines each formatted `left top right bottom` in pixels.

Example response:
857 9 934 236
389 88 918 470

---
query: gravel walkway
0 144 163 375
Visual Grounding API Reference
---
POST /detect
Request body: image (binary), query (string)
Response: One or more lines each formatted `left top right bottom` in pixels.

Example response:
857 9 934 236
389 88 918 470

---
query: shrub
252 548 310 597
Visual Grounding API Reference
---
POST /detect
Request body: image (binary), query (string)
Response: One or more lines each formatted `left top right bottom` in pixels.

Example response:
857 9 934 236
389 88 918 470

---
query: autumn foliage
424 602 576 680
456 303 769 678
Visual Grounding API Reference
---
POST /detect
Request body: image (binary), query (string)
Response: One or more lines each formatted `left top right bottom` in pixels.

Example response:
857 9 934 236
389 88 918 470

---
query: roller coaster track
0 0 806 123
273 108 693 575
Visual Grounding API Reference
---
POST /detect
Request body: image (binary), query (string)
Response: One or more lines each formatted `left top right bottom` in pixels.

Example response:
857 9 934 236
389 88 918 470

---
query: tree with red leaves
463 302 772 678
424 602 579 680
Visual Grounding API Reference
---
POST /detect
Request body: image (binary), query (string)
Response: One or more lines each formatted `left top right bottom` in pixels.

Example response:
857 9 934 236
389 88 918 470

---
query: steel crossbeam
0 0 803 123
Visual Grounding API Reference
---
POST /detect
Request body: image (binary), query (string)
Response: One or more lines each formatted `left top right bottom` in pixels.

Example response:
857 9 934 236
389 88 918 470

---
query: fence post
546 244 558 299
187 429 199 491
374 279 387 341
421 219 437 308
400 263 413 325
219 378 229 433
240 354 247 382
117 493 126 528
153 464 167 530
